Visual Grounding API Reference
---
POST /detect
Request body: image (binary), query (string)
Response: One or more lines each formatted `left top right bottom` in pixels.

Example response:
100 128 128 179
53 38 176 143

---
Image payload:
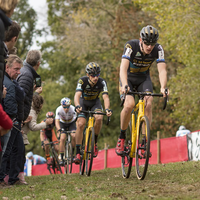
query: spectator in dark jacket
17 50 42 122
0 54 25 186
0 0 19 103
1 21 21 156
17 49 42 185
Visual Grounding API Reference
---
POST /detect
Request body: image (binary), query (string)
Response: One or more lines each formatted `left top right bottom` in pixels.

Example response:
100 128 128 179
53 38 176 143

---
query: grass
1 161 200 199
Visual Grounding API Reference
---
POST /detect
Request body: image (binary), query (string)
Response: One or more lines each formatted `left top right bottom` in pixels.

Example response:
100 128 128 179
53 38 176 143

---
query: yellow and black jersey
122 39 165 77
76 76 108 100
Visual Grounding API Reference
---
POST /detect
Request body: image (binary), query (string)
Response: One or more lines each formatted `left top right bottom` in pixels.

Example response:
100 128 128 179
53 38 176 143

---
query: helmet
46 111 55 118
179 125 186 130
60 97 71 106
85 62 101 75
140 25 159 44
26 151 33 158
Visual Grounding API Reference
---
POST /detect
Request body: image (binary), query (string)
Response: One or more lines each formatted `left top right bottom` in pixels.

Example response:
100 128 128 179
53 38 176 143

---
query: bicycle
44 140 63 174
120 88 168 180
59 129 75 174
78 110 110 176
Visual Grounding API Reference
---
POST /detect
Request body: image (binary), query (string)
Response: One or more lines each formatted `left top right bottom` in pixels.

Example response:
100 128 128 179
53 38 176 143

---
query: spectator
17 50 42 184
22 93 54 146
1 21 21 156
26 152 46 165
176 125 191 137
0 54 25 185
0 0 19 103
0 104 13 166
4 21 21 54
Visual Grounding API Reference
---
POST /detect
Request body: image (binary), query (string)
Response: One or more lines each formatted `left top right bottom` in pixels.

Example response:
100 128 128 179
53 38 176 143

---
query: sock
119 129 126 139
95 134 98 144
76 144 81 155
60 152 64 160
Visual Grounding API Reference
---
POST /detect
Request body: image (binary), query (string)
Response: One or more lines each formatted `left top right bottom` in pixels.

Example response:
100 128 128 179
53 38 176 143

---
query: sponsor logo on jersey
86 85 90 89
135 52 141 57
78 79 83 84
77 83 82 89
124 47 132 57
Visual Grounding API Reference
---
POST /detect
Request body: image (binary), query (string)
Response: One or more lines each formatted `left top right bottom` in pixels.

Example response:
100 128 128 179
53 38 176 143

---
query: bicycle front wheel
85 127 95 176
122 120 133 178
135 115 150 180
52 149 63 174
65 141 73 174
80 131 86 175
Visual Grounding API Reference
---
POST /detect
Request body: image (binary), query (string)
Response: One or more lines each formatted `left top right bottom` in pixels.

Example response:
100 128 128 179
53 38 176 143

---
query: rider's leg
116 95 135 155
75 117 86 155
144 96 153 127
59 133 66 160
94 114 103 143
120 95 135 138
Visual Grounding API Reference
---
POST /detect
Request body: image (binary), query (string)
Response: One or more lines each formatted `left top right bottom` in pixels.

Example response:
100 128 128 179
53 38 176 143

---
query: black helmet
140 25 159 44
85 62 101 75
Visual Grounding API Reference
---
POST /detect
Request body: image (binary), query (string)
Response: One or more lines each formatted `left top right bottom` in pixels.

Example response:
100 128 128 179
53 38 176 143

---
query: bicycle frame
82 116 94 160
130 99 145 158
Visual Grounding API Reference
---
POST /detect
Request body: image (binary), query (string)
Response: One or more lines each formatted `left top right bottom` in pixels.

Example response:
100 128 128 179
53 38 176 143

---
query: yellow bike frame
82 116 95 160
130 99 145 158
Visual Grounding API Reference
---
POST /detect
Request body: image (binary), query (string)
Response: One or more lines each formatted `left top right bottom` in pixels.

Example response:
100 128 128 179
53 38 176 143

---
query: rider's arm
74 91 82 107
157 62 168 95
102 94 110 110
120 58 130 93
55 119 60 132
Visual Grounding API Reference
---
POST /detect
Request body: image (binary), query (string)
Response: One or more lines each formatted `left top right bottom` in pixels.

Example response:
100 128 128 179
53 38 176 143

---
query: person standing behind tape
176 125 191 137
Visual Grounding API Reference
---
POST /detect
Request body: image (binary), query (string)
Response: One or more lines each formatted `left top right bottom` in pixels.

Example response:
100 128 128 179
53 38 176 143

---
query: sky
28 0 52 49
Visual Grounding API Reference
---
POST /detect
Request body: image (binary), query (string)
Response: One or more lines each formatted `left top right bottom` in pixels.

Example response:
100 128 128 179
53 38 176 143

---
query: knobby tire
135 115 150 180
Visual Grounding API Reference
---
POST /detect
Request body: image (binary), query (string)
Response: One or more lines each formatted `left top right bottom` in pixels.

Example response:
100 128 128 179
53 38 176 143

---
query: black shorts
78 98 103 118
60 121 76 131
119 74 153 97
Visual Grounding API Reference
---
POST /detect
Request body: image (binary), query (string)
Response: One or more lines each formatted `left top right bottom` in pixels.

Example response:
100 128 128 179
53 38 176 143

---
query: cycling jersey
41 120 57 142
122 39 165 77
76 76 108 100
55 105 76 124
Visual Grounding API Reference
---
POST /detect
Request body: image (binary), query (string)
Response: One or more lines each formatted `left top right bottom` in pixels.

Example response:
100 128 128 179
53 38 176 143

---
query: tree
134 0 200 131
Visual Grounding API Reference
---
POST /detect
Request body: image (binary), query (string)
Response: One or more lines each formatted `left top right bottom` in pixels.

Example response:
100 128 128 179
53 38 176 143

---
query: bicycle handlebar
80 110 111 125
44 140 59 146
120 87 168 110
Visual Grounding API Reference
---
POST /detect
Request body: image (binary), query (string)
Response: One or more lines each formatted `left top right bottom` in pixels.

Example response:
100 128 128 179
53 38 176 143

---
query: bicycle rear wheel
85 127 95 176
52 149 63 174
122 121 133 178
135 115 150 180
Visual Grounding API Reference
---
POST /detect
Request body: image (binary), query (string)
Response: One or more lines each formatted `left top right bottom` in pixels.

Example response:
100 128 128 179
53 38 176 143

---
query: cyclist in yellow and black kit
74 62 112 164
116 25 169 156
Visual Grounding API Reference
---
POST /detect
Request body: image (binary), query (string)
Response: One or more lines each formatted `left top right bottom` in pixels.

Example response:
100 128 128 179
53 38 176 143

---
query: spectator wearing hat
26 152 46 165
176 125 191 137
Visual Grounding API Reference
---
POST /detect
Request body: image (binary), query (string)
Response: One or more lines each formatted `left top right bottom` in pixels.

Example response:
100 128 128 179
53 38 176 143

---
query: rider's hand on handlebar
121 85 129 96
161 88 169 97
105 109 113 117
75 105 82 113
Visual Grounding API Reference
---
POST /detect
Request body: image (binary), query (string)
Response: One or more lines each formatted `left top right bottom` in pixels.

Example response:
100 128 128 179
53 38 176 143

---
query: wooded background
12 0 200 155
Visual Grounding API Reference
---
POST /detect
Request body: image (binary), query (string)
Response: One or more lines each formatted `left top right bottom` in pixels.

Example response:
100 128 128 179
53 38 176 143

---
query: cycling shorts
44 129 57 142
119 74 153 97
78 98 103 118
60 121 76 132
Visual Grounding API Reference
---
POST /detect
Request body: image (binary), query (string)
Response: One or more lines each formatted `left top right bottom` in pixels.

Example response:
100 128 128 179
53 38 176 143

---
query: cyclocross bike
120 87 168 180
79 110 110 176
45 140 63 174
60 129 75 174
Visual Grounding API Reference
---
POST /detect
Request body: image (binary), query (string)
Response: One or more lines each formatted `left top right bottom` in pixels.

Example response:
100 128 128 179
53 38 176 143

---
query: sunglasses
143 41 156 46
63 105 70 109
91 73 100 77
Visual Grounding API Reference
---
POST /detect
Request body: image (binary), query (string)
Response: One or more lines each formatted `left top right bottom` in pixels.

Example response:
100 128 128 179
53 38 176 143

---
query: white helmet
60 97 71 106
26 151 33 158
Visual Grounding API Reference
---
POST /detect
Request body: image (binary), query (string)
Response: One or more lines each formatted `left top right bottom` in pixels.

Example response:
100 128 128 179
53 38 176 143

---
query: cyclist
40 112 59 164
55 97 76 165
116 25 169 156
74 62 112 164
